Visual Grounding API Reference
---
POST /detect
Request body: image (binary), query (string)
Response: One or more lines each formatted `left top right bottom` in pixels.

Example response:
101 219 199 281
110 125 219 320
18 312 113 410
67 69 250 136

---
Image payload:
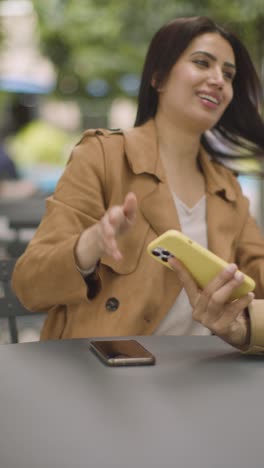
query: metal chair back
0 258 45 343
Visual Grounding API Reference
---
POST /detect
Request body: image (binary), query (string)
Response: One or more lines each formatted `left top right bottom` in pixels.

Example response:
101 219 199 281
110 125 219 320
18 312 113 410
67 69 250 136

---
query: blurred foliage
7 120 78 166
31 0 264 98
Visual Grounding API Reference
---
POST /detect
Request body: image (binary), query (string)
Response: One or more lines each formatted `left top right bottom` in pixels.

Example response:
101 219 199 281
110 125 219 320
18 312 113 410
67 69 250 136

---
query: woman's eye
223 71 234 81
193 59 209 67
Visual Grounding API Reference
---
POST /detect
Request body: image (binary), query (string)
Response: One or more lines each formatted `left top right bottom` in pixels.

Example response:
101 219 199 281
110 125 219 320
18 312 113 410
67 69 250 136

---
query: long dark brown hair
135 16 264 170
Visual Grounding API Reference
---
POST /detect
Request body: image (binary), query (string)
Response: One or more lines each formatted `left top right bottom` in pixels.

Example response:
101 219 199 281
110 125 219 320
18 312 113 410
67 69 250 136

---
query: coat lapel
140 182 181 235
123 120 181 236
206 193 237 261
199 147 238 261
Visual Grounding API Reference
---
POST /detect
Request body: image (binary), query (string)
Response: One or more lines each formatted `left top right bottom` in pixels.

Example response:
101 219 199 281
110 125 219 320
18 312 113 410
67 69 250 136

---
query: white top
155 193 211 336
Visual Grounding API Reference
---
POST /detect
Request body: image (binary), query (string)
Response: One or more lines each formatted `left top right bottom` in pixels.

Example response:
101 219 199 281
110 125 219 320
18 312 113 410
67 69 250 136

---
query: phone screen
90 340 156 366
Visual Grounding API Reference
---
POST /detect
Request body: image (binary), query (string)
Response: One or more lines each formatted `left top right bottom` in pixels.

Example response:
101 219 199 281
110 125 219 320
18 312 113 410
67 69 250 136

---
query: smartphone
90 339 156 366
147 229 255 301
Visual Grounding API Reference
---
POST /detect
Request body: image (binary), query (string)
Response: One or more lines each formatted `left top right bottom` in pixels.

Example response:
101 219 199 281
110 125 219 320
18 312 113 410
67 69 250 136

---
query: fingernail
234 271 244 282
168 258 177 269
226 263 237 273
248 292 255 299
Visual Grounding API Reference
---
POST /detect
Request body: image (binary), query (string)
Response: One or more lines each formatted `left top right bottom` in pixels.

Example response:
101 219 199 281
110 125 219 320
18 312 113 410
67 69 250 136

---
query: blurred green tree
32 0 264 98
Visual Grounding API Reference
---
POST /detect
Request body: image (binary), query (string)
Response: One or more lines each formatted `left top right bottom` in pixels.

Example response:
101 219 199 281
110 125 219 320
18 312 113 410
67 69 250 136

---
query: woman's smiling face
155 32 236 132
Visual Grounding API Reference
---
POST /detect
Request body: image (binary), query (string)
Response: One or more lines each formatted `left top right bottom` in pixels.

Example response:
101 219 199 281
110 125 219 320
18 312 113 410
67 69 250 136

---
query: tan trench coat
12 120 264 352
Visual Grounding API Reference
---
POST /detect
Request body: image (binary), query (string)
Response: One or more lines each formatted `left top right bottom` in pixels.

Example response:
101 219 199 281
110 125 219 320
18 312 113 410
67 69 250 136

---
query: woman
12 17 264 352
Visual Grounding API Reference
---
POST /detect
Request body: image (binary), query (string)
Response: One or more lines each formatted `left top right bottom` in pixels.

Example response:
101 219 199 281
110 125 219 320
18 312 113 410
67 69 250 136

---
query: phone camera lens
161 249 170 256
152 248 162 256
161 256 168 262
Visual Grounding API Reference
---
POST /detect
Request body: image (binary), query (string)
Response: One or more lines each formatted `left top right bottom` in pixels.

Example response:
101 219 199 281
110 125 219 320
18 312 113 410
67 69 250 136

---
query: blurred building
0 0 56 95
0 0 57 138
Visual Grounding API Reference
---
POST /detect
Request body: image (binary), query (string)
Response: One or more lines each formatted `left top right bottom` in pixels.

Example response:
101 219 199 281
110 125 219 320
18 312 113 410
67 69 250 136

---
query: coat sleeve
241 300 264 354
232 176 264 354
11 133 106 312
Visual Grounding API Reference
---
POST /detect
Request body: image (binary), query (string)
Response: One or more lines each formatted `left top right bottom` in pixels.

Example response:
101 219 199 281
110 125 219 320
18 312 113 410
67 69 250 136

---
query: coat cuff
241 300 264 354
82 261 102 299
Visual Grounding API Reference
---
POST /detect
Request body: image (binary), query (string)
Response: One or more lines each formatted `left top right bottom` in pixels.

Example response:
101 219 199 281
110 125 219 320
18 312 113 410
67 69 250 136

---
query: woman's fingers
216 292 254 328
123 192 137 225
108 192 137 233
193 267 247 323
206 271 244 306
196 291 253 330
99 192 137 260
168 257 239 306
168 257 200 303
168 253 254 347
205 293 254 346
169 252 254 346
196 266 242 312
202 264 243 302
99 211 122 259
108 206 126 230
168 258 242 306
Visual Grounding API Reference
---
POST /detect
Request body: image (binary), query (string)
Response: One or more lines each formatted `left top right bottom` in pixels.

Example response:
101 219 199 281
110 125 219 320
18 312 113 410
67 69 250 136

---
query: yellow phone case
147 230 255 301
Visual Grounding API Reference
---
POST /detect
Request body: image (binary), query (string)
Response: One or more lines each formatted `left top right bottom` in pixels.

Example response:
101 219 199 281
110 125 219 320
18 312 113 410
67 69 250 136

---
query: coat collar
123 119 237 202
199 146 236 202
123 119 166 182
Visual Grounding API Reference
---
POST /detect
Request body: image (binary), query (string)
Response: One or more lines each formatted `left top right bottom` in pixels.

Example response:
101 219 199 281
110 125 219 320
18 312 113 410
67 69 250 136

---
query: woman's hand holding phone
147 230 256 348
168 257 254 348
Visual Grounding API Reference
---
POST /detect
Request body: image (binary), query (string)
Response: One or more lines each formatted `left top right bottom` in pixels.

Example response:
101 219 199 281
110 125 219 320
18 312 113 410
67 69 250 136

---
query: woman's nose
207 68 224 88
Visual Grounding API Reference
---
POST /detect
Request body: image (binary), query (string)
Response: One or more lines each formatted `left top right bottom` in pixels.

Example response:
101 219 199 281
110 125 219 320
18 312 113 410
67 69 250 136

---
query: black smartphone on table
90 339 156 366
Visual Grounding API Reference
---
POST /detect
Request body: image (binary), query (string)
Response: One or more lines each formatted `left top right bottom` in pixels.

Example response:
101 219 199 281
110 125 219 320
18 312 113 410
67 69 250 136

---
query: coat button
105 297 119 312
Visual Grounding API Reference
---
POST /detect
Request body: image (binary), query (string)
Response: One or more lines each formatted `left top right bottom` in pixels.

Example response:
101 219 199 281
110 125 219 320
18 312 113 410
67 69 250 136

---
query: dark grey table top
0 336 263 468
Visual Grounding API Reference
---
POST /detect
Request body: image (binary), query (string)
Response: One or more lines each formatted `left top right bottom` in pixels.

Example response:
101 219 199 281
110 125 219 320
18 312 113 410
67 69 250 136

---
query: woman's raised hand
96 192 137 261
75 192 137 271
169 257 254 348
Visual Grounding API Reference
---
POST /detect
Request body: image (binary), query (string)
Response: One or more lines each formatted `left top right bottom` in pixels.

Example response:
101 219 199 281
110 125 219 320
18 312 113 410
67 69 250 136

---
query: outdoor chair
0 257 46 343
0 194 46 257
